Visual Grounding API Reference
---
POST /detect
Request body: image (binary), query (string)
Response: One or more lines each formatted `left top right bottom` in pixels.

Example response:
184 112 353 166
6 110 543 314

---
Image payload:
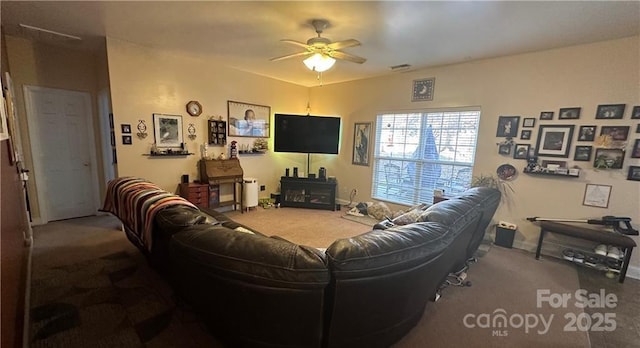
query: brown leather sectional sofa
127 186 501 347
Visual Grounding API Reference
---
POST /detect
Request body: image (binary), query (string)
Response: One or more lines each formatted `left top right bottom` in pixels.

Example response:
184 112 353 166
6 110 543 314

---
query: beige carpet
30 208 590 347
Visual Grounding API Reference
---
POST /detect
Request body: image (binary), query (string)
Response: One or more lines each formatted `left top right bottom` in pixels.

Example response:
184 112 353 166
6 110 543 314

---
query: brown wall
0 29 29 348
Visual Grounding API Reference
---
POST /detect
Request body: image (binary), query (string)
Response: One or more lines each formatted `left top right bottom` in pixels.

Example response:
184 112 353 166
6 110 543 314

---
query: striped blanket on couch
101 177 197 252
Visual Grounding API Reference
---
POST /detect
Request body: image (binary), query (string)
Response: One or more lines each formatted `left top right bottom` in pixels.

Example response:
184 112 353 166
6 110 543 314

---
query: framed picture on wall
520 130 532 140
227 100 271 138
631 139 640 158
583 184 612 208
632 106 640 119
577 125 596 141
153 113 183 148
513 144 529 159
559 107 581 120
535 125 574 157
628 166 640 181
522 118 535 128
595 104 625 119
540 111 554 120
574 146 592 161
352 122 372 166
594 148 624 169
600 126 630 141
496 116 520 137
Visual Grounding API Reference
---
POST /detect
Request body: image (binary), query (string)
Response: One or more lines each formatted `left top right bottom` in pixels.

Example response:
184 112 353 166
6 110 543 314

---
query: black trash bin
495 226 516 248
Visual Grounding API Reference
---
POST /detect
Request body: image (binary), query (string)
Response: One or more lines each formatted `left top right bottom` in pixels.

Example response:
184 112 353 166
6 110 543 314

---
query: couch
104 178 500 348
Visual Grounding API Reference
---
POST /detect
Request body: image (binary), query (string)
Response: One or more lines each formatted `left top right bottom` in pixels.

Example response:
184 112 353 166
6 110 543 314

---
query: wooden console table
535 221 636 283
199 158 244 213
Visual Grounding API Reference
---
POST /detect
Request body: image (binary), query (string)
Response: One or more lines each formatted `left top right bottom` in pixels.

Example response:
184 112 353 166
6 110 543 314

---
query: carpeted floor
29 208 640 347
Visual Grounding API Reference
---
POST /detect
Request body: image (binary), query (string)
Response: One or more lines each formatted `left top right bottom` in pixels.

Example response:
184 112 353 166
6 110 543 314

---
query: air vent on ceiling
19 23 82 43
390 64 411 71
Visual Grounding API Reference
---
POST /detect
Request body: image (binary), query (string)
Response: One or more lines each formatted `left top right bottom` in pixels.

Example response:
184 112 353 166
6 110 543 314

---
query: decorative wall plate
497 164 517 181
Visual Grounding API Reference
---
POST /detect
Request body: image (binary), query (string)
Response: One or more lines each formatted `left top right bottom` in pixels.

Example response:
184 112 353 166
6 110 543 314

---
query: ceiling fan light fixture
303 53 336 72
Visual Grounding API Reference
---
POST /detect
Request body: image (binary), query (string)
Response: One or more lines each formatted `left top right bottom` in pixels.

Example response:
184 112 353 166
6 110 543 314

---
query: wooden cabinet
179 182 209 208
280 177 336 211
199 158 244 212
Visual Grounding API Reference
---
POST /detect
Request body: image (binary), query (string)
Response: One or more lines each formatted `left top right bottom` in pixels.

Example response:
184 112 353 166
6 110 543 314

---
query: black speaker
181 174 189 183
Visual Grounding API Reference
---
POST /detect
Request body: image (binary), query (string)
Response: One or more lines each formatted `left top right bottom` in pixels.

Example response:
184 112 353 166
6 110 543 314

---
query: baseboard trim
30 217 44 226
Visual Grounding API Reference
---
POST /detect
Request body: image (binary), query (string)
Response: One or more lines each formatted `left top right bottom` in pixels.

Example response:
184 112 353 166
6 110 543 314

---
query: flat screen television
274 114 341 154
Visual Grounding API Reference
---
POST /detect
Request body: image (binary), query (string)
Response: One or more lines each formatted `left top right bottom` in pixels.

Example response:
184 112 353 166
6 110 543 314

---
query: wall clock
186 100 202 117
412 78 435 102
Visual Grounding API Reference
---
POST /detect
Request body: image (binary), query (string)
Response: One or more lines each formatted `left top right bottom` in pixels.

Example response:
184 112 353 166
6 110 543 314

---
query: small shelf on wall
523 168 579 178
143 153 194 157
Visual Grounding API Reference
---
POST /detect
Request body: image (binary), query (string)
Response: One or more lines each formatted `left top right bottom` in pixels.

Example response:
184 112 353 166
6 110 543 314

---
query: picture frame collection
496 104 640 180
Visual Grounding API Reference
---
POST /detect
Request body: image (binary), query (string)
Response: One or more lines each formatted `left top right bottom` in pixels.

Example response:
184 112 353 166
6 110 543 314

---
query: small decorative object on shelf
230 141 238 159
188 123 196 140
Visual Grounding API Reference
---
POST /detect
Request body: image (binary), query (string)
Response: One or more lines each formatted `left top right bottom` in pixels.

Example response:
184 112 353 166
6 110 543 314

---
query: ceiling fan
270 19 366 72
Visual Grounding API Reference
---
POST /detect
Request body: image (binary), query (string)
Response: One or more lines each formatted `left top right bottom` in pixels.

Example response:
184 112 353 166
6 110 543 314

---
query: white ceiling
2 1 639 87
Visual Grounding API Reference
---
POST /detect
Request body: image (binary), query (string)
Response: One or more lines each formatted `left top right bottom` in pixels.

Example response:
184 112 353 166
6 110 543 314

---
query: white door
24 86 98 222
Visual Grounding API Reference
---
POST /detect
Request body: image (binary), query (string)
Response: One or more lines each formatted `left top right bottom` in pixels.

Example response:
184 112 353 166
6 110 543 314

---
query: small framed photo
595 104 625 119
636 124 640 133
121 124 131 134
523 118 535 128
600 126 630 141
573 145 592 161
122 135 132 145
577 125 596 141
496 116 520 138
559 107 581 120
631 139 640 158
498 143 512 155
594 148 624 169
513 144 530 159
583 184 612 208
628 166 640 181
535 125 574 158
540 111 554 120
632 106 640 119
520 130 532 140
541 160 567 169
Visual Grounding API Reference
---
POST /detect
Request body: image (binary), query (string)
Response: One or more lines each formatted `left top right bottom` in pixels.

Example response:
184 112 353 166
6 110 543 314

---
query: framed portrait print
637 124 640 133
535 125 574 157
540 111 554 120
577 125 596 141
498 143 512 155
573 145 592 161
631 139 640 158
595 104 625 119
352 122 371 166
122 135 132 145
600 126 630 141
153 113 183 148
520 130 532 140
228 101 271 138
583 184 611 208
513 144 529 159
496 116 520 138
523 118 535 128
628 166 640 181
559 107 581 120
121 124 131 134
632 106 640 119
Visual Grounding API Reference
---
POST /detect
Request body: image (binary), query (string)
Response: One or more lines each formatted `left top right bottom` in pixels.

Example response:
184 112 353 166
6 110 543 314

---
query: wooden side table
179 182 209 208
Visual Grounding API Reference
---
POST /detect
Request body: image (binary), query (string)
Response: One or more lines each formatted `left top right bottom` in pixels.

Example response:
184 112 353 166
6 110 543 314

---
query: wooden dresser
179 182 209 208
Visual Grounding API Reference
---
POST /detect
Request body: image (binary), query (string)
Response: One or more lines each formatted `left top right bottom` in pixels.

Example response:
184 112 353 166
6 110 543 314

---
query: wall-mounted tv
274 114 341 154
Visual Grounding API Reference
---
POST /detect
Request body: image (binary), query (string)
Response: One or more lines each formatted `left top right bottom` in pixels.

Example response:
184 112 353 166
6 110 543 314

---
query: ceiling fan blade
270 51 313 62
330 51 367 64
280 39 311 49
328 39 361 50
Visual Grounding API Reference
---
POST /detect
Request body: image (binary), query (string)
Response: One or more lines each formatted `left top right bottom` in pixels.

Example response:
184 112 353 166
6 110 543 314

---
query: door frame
23 85 100 224
97 88 115 183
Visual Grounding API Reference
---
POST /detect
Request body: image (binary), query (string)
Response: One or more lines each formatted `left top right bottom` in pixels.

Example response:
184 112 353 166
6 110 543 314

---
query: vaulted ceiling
2 1 639 87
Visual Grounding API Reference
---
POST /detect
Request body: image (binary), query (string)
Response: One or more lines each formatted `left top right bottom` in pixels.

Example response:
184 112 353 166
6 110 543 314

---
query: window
372 109 480 205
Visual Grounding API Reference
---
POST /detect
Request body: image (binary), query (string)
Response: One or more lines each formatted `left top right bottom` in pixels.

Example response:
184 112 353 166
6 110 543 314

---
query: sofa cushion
326 222 453 276
171 224 329 287
155 205 218 236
